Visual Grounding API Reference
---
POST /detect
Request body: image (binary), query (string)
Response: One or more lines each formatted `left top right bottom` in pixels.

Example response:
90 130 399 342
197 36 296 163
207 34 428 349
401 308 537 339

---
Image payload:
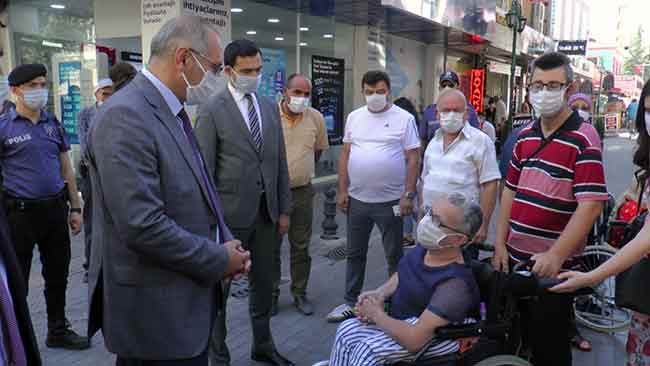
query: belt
4 190 66 211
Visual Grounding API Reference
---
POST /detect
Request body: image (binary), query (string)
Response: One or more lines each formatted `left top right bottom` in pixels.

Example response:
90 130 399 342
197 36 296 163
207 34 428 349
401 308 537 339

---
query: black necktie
244 94 263 151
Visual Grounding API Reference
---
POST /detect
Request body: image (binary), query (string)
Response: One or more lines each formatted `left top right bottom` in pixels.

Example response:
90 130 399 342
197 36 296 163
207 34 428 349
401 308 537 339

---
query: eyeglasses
424 207 468 236
189 48 223 75
528 81 566 92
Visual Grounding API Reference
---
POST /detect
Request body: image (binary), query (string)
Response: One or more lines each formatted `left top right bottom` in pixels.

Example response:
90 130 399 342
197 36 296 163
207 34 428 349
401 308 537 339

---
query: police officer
2 64 89 349
77 78 113 282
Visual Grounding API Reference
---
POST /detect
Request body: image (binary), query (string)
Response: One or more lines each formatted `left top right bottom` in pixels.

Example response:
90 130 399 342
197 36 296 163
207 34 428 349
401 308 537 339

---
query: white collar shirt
228 82 263 132
421 122 501 205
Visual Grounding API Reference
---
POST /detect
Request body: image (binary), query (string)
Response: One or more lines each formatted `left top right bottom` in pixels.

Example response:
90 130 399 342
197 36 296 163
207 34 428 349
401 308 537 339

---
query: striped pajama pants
328 318 459 366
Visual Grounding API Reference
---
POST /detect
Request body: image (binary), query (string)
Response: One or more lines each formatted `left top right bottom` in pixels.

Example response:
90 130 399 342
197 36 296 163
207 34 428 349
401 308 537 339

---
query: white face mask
366 93 388 112
182 53 220 105
417 213 465 251
287 96 310 114
530 87 567 118
439 111 465 133
577 109 590 122
645 112 650 136
0 76 8 104
22 88 48 111
230 70 261 95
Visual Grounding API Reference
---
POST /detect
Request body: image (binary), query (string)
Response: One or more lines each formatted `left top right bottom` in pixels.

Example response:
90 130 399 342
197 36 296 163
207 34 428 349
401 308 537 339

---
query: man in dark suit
0 205 40 365
195 39 293 366
87 16 251 366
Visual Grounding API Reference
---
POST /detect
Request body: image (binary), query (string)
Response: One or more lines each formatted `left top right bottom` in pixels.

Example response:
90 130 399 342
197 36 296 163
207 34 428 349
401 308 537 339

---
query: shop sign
259 48 286 102
470 69 485 113
58 61 82 145
604 113 619 131
488 62 521 77
557 40 587 56
312 55 345 145
121 51 142 63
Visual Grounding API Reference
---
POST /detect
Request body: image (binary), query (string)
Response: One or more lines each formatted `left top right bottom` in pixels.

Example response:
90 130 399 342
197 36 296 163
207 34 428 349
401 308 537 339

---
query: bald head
437 88 467 113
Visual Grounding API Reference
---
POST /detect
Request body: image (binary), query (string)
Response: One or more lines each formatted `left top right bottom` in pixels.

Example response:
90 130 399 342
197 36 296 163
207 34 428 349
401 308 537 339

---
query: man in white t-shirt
327 71 421 322
421 89 500 258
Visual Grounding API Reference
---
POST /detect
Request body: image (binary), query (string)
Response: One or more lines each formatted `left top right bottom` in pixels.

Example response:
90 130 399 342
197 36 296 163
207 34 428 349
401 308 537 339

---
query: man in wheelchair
315 193 482 366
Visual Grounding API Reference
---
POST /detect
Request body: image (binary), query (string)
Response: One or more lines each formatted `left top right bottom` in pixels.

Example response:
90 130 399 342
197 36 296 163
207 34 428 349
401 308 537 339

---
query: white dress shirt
421 123 501 206
227 82 263 132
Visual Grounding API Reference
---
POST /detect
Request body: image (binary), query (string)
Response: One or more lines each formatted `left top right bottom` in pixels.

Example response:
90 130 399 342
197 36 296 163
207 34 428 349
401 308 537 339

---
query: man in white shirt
495 95 508 131
327 71 420 322
478 112 497 143
421 89 500 255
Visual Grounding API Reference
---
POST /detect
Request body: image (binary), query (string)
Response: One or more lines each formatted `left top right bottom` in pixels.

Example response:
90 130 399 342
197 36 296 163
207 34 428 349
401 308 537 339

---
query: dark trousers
345 198 403 305
5 194 71 333
273 184 314 298
210 198 278 366
520 292 574 366
116 350 208 366
79 164 92 271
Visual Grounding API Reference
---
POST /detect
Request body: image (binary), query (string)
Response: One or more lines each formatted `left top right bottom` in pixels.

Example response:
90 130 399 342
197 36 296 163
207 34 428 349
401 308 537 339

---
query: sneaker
402 236 416 249
312 361 329 366
46 328 91 350
326 303 354 323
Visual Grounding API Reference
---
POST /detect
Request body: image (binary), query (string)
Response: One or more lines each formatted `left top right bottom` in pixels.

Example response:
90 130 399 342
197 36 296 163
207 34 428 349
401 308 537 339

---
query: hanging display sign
470 69 485 113
58 61 82 145
557 40 588 56
312 55 345 145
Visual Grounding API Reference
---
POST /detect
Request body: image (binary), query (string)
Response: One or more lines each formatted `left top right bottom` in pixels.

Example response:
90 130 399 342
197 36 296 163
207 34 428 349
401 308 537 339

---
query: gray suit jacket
195 87 291 228
86 73 231 359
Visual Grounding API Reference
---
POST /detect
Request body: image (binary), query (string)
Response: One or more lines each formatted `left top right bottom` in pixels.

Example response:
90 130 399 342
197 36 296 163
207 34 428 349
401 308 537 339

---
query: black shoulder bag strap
521 120 567 167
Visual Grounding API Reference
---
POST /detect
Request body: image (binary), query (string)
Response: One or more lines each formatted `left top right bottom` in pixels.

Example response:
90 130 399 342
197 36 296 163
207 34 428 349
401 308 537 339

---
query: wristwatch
403 192 416 200
70 208 82 214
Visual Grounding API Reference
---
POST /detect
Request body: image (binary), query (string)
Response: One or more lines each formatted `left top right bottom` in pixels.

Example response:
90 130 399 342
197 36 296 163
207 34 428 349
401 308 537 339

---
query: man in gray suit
87 16 251 366
195 39 293 366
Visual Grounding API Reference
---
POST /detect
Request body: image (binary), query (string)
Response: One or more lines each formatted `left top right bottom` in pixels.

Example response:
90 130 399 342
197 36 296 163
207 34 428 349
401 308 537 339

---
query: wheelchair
395 260 591 366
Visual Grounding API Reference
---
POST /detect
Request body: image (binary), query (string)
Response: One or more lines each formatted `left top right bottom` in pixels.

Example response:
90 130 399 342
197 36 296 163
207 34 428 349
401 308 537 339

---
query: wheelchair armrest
434 320 511 340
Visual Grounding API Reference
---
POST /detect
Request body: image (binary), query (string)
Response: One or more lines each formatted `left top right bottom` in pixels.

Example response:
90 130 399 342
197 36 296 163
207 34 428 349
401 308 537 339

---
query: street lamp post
506 0 527 136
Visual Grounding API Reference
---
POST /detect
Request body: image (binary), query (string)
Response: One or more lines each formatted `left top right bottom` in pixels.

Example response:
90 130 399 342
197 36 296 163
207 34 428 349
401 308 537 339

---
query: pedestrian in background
327 70 420 323
421 71 479 150
485 97 497 126
394 96 419 248
87 16 249 366
627 98 639 130
3 64 88 349
76 78 113 283
478 111 497 143
195 39 294 366
420 89 500 260
273 73 329 316
108 62 137 92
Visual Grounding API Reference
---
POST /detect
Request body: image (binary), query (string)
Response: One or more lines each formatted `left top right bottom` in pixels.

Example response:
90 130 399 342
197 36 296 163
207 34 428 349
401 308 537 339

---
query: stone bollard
321 187 339 240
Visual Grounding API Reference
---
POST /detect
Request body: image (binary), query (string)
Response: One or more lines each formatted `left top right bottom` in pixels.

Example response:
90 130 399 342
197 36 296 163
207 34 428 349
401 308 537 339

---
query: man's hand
224 240 251 278
550 271 597 293
492 244 510 273
473 224 487 245
337 190 349 213
356 289 385 307
69 212 82 236
399 197 414 216
531 250 565 278
278 214 290 237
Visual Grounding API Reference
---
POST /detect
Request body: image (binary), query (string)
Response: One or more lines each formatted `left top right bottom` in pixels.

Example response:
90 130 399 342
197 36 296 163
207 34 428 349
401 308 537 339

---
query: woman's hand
356 297 385 324
549 271 597 293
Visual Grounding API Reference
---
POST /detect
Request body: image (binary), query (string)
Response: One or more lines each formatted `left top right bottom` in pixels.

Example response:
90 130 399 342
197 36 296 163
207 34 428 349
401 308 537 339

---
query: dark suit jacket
86 73 232 359
0 206 40 365
195 87 291 228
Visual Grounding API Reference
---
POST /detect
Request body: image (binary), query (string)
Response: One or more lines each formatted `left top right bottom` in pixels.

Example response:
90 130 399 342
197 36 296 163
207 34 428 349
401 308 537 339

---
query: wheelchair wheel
473 355 532 366
573 245 631 333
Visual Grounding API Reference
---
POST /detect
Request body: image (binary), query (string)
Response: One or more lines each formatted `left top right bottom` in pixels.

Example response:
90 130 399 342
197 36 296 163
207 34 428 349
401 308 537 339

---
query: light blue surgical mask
22 88 49 111
230 70 261 95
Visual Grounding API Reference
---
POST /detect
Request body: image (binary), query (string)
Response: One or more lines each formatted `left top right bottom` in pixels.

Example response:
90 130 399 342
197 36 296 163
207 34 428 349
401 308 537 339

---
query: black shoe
271 296 279 317
293 296 314 316
251 350 294 366
46 328 91 350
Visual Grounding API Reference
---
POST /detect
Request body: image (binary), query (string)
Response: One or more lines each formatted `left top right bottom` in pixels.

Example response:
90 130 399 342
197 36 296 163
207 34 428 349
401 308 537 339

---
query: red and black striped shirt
505 112 608 260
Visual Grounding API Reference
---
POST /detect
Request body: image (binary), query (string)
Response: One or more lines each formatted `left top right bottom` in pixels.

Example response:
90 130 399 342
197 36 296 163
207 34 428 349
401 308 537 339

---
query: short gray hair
437 88 467 111
150 15 218 62
447 193 483 238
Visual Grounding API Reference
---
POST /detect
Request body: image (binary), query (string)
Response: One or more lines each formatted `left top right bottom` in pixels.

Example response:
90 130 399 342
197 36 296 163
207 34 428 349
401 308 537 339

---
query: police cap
8 64 47 87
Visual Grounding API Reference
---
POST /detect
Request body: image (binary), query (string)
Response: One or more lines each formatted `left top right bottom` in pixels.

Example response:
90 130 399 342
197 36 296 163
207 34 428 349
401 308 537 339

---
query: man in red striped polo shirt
494 52 608 366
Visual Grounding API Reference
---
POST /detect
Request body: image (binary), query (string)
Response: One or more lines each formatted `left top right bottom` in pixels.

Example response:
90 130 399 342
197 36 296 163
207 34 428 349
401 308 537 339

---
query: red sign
470 69 485 113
